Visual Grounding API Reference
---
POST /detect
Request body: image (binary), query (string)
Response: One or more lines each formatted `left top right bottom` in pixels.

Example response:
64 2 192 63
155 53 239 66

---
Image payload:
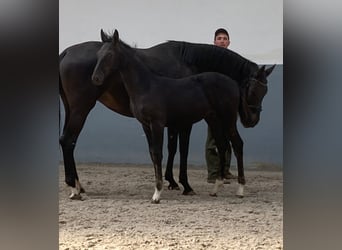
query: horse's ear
256 65 266 78
113 29 119 45
100 29 110 43
265 64 276 77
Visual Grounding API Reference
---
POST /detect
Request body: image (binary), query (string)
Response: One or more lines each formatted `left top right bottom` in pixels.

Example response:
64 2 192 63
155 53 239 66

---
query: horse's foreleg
60 108 93 200
143 123 164 203
179 125 196 195
165 127 180 190
210 141 228 197
205 118 227 196
60 132 84 200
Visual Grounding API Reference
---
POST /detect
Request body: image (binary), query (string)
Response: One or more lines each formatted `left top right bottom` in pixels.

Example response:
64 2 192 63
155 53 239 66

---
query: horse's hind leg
60 106 94 199
164 127 180 190
142 123 164 203
205 118 228 196
178 125 196 195
228 124 245 197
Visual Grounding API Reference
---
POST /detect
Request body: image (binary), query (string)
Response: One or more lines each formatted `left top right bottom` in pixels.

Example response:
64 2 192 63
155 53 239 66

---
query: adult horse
92 30 273 203
59 30 275 199
60 42 194 199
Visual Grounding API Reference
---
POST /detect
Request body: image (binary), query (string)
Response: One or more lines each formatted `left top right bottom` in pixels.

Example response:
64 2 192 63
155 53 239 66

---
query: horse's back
194 72 240 116
195 72 240 96
60 42 102 68
59 41 105 108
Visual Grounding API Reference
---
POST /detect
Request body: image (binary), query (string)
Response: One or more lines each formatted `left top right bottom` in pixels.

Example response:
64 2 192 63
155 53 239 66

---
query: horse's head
92 29 122 86
242 64 276 127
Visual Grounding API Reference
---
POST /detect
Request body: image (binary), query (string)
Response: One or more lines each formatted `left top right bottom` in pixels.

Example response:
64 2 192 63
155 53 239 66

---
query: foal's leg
164 127 180 190
205 118 227 196
142 123 164 203
228 124 245 198
178 125 196 195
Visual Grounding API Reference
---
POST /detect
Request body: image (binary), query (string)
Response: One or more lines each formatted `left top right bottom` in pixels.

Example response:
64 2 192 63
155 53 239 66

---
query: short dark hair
214 28 229 40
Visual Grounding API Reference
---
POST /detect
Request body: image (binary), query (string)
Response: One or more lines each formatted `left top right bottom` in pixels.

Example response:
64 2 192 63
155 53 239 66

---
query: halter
245 78 267 112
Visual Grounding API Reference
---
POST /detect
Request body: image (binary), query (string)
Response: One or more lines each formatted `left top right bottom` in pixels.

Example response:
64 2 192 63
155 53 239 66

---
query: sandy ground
59 163 283 250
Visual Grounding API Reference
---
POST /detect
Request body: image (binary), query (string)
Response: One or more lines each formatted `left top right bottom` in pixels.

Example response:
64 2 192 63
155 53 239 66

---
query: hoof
151 199 160 204
80 187 86 193
223 179 231 184
236 184 244 198
182 190 196 196
69 193 82 200
209 193 217 197
168 185 180 190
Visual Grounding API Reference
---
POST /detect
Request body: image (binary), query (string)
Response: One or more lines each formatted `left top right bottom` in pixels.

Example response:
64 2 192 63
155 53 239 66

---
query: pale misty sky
59 0 283 64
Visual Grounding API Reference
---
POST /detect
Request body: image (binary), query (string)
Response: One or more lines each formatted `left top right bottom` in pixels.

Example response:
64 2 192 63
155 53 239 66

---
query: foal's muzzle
91 71 104 86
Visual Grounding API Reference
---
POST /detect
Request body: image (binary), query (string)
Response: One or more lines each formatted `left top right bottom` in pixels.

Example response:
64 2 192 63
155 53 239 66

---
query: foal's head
92 29 123 86
243 64 276 127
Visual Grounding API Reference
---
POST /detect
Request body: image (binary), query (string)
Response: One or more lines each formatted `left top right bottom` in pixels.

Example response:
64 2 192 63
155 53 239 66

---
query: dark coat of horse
92 30 274 203
59 30 275 199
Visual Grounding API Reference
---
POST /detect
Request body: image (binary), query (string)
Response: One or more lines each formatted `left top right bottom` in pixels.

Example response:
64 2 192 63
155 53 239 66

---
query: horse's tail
59 49 68 139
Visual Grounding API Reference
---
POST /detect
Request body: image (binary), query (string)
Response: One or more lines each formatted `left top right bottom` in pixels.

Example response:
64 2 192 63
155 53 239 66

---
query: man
206 28 236 184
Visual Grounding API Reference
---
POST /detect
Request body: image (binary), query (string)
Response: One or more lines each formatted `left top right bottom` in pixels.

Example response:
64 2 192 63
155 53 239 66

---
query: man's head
214 28 230 48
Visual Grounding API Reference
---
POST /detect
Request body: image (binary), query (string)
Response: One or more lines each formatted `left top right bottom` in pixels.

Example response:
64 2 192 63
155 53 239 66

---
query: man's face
214 33 230 48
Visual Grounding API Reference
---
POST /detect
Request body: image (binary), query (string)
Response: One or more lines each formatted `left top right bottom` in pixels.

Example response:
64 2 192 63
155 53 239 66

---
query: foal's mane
104 30 136 55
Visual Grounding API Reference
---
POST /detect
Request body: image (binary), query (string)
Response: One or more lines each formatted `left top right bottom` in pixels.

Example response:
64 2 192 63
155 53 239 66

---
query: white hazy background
59 0 283 64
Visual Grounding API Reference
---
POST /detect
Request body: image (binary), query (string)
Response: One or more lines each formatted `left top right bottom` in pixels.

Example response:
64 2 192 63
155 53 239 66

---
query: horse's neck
178 42 254 84
119 50 155 99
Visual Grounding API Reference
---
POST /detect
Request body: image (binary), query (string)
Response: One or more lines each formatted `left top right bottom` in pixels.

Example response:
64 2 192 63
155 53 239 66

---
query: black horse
59 30 275 199
92 30 274 203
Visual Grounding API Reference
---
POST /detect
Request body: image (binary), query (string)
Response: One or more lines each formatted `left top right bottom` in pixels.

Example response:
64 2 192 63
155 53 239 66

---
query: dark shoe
207 178 230 184
224 172 237 179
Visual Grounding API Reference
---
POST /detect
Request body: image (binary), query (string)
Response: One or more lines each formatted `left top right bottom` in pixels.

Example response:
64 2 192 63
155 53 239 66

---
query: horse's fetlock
238 176 246 185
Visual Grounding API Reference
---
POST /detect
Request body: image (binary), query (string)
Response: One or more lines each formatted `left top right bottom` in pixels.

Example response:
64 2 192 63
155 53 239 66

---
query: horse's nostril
92 75 100 84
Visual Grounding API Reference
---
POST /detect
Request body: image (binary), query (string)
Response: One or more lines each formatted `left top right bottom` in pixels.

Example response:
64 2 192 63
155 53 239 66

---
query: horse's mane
166 40 258 84
103 30 136 53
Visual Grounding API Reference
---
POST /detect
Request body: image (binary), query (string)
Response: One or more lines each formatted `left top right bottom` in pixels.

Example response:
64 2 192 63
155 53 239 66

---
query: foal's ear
100 29 111 43
265 64 276 77
256 65 266 78
113 29 119 45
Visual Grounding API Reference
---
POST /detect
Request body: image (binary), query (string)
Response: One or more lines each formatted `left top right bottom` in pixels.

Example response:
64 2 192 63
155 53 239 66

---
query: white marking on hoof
69 187 82 200
236 184 244 198
69 179 83 200
151 187 163 203
210 179 224 196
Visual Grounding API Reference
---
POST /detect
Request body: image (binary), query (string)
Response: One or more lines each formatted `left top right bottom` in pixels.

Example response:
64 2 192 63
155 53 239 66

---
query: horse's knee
60 136 76 150
59 134 66 146
151 150 162 163
167 145 177 156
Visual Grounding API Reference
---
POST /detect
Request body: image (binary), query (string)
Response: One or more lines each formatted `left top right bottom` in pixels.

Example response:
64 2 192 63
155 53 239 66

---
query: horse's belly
166 110 204 127
98 92 133 117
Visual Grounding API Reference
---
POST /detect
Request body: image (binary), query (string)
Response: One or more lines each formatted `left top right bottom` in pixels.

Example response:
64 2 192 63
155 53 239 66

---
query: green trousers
205 127 231 180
